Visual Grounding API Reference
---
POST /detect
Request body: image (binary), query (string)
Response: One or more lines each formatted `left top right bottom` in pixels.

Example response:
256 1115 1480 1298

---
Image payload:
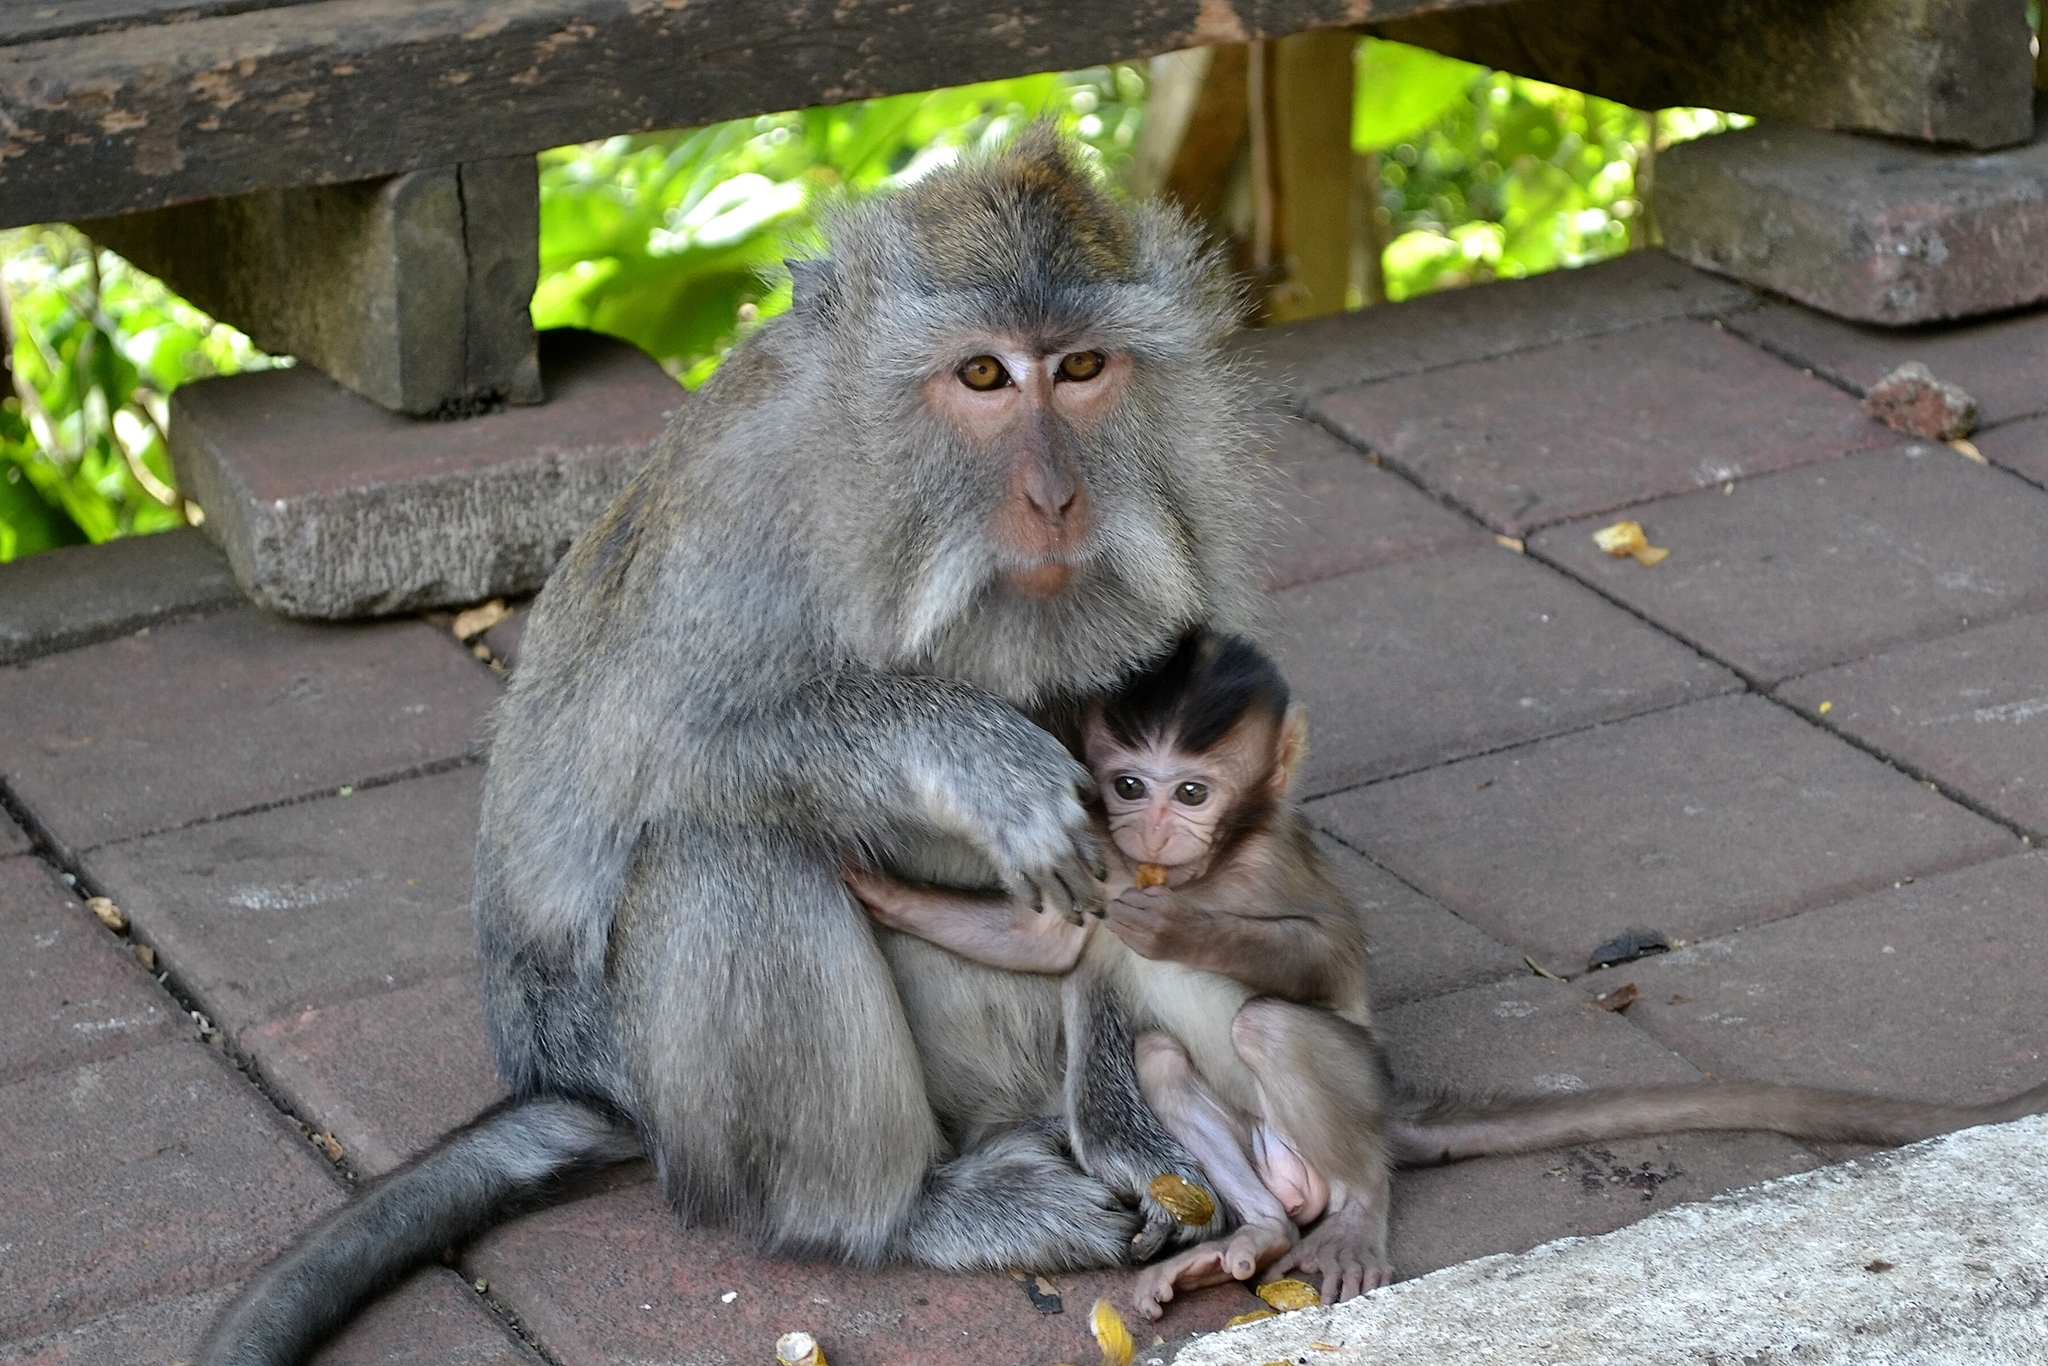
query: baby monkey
849 632 1389 1315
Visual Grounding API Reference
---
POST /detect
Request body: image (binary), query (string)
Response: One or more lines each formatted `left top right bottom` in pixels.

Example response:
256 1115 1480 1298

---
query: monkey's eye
1113 775 1147 801
958 355 1010 391
1174 781 1209 806
1057 350 1106 382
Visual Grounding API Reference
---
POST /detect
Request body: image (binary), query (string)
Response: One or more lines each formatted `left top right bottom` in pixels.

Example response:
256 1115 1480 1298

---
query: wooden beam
0 0 1485 228
1376 0 2036 151
1253 28 1356 323
1125 45 1250 219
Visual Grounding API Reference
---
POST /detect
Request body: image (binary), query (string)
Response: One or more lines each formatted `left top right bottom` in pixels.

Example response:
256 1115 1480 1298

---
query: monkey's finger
1067 824 1108 882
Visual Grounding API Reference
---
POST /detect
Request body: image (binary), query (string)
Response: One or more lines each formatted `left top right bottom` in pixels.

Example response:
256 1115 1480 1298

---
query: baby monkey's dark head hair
1100 631 1290 756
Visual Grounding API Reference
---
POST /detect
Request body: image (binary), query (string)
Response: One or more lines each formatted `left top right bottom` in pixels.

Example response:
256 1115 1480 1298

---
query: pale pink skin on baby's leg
1251 1124 1328 1226
1129 1032 1302 1320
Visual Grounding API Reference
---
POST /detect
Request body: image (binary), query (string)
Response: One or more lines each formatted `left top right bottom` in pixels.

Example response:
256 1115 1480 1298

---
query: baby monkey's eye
1057 350 1106 382
958 355 1010 391
1174 781 1210 806
1113 775 1147 801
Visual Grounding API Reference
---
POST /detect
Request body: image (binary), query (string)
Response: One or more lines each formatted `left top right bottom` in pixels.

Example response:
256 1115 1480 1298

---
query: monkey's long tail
201 1095 641 1366
1386 1079 2048 1167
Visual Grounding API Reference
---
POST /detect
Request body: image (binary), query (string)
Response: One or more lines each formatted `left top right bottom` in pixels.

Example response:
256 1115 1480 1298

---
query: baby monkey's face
1083 717 1277 876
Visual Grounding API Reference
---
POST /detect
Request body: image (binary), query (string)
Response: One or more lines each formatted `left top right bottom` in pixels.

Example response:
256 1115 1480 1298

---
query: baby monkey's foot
1131 1218 1296 1321
1261 1208 1392 1304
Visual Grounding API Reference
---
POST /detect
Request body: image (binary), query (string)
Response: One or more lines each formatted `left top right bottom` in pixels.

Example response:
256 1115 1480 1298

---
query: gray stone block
1377 0 2037 151
169 329 679 618
85 159 541 415
1658 100 2048 324
0 527 241 666
1238 250 1754 411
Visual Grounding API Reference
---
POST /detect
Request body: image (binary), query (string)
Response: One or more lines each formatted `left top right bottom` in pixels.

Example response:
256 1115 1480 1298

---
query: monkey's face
921 339 1129 601
1085 717 1273 877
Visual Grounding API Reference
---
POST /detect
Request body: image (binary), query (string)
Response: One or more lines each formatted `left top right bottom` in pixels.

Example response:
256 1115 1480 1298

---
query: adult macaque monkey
200 128 1319 1366
855 629 2048 1321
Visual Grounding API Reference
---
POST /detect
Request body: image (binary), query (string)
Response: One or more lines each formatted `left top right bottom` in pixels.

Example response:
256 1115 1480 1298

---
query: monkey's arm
757 671 1106 918
1101 819 1367 1008
844 868 1091 973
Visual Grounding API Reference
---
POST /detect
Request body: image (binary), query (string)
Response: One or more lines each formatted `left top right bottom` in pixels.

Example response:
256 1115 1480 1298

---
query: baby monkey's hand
1101 884 1229 969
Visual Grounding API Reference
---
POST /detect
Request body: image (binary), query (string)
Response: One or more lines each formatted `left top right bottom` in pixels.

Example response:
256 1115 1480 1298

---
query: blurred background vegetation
0 37 1753 562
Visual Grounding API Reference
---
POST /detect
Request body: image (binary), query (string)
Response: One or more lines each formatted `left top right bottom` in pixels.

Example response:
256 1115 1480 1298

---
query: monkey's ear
1271 702 1309 797
788 258 840 322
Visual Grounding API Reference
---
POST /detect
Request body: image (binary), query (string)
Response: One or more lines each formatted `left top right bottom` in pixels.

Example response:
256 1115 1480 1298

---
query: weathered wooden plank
0 0 1488 227
1375 0 2037 151
0 1 324 48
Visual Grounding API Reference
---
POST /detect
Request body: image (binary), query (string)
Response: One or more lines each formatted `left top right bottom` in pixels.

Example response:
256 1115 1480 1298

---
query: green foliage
0 226 281 561
533 68 1145 386
1354 38 1747 302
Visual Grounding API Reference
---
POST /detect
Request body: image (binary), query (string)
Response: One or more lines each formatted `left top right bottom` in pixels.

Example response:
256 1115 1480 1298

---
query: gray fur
202 130 1272 1363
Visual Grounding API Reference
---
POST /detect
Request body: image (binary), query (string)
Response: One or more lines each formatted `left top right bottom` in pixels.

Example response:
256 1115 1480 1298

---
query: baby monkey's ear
1271 702 1309 798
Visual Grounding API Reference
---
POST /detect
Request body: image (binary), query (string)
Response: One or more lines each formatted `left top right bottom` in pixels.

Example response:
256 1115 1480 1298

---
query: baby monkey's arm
844 867 1093 973
1103 817 1369 1010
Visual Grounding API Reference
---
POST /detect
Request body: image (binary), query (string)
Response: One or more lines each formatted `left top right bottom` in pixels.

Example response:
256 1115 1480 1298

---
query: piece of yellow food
1133 863 1169 889
1255 1279 1322 1312
1091 1298 1135 1366
1592 519 1670 567
1226 1310 1279 1328
1147 1172 1217 1225
775 1331 826 1366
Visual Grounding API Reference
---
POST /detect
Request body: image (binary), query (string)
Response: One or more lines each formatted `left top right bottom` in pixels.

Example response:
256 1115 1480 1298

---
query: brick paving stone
469 1177 1261 1366
1977 412 2048 489
1 856 181 1086
1319 836 1520 1008
0 1041 342 1341
1724 299 2048 429
1776 611 2048 836
1240 250 1753 410
1270 545 1739 797
1314 696 2020 971
249 973 506 1177
1311 319 1887 535
0 1270 538 1366
0 607 499 861
1532 443 2048 684
0 526 242 668
1265 420 1491 590
1611 853 2048 1105
83 767 485 1036
1379 978 1820 1278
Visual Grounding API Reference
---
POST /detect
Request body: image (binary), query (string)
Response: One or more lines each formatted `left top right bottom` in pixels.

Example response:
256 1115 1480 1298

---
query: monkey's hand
1101 886 1229 971
910 716 1106 923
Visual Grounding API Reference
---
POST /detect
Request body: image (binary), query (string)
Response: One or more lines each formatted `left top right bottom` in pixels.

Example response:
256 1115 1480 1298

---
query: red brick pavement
4 252 2044 1365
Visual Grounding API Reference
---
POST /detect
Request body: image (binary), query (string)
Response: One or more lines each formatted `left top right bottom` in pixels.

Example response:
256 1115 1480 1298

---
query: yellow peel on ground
1091 1298 1135 1366
1147 1172 1216 1225
1593 519 1670 567
1255 1279 1321 1311
1226 1310 1278 1328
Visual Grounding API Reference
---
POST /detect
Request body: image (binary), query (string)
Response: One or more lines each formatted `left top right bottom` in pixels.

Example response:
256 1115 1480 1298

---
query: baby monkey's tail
201 1096 641 1366
1386 1078 2048 1166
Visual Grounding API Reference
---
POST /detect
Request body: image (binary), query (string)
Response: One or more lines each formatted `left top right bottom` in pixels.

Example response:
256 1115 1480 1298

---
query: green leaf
1354 40 1484 152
